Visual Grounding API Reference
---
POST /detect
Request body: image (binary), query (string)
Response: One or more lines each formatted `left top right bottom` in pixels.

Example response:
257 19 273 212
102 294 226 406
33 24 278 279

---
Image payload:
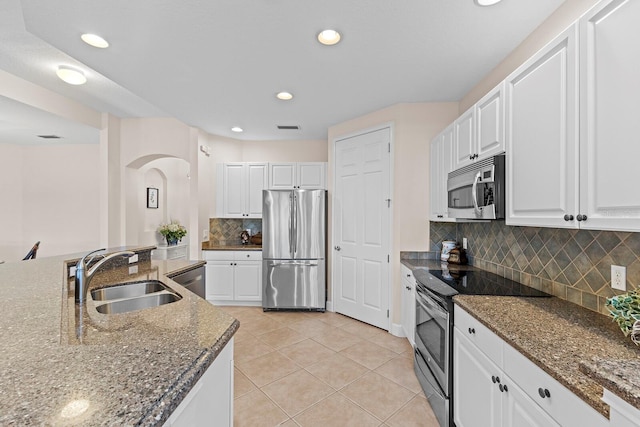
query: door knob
334 246 341 251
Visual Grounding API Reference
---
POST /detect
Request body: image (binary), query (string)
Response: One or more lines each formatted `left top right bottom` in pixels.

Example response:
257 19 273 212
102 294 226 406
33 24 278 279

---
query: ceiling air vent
37 134 62 139
277 125 300 130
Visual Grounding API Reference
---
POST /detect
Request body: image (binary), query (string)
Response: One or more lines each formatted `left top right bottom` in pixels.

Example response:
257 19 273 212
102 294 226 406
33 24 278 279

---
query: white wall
0 143 100 261
328 102 459 325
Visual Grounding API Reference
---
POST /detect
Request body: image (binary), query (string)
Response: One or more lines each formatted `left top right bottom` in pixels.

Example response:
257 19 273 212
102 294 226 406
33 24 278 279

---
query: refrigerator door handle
288 192 294 256
292 192 297 255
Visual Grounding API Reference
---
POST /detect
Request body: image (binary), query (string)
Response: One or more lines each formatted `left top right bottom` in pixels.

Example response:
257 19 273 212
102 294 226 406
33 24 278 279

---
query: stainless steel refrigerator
262 189 326 311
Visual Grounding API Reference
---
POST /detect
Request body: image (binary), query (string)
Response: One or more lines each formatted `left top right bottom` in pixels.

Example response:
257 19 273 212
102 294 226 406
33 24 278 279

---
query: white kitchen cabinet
453 82 505 171
454 305 608 427
429 125 453 221
164 337 234 427
151 243 188 261
269 162 326 189
602 388 640 427
453 107 475 170
579 0 640 232
203 251 262 305
400 264 416 347
219 163 267 218
476 82 505 160
506 24 580 228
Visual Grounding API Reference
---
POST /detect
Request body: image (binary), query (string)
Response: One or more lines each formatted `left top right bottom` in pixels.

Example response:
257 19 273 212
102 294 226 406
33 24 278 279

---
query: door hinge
388 143 391 153
387 254 390 263
387 309 389 318
385 198 391 208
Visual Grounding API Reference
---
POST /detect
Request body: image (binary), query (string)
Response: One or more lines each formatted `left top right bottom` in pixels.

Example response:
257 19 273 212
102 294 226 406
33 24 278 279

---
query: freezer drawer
262 259 325 310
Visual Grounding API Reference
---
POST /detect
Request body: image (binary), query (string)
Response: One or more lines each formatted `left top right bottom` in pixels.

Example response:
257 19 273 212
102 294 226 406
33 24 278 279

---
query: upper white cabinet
268 162 326 189
430 125 453 221
453 107 476 169
505 24 580 228
220 163 267 218
579 0 640 232
476 82 506 161
453 83 505 171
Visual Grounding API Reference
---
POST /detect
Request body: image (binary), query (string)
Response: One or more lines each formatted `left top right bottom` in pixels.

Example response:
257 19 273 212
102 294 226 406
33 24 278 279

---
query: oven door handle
416 292 448 321
472 171 482 216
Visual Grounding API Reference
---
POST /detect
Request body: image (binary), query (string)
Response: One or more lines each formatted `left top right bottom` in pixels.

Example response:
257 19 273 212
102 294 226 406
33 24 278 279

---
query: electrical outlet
128 254 139 264
611 265 626 291
462 238 468 250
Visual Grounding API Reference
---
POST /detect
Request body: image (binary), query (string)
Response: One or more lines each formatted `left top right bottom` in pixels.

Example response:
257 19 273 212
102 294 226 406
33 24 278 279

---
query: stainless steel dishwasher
170 266 205 299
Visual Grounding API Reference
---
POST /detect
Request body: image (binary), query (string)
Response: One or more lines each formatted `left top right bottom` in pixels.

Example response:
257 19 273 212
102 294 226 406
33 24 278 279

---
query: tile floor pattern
221 306 440 427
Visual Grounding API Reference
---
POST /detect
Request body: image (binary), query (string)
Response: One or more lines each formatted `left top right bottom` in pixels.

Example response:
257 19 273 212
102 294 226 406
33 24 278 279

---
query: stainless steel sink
95 293 182 314
90 280 182 314
91 280 169 301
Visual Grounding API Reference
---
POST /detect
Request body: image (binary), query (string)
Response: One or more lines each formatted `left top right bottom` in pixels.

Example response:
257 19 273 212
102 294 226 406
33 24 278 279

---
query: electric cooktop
413 268 551 298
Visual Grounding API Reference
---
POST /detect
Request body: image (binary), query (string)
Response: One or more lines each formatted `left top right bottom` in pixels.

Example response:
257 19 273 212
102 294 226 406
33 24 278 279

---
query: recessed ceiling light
276 92 293 100
81 33 109 48
56 65 87 85
317 29 341 46
474 0 502 6
231 126 243 133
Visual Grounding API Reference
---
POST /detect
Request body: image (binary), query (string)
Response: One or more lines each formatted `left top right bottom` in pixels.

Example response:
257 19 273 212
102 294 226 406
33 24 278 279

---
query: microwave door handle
472 171 482 216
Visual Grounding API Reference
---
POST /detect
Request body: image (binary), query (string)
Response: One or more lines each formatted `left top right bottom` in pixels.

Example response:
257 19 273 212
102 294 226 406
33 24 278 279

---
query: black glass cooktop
415 268 551 298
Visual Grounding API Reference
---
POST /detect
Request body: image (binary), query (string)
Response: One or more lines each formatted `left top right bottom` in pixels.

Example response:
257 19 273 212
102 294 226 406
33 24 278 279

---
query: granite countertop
201 241 262 251
400 257 640 418
0 247 239 426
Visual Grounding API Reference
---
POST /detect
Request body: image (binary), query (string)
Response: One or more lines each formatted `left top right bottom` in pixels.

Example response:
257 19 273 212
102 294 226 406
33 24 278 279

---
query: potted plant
158 220 187 246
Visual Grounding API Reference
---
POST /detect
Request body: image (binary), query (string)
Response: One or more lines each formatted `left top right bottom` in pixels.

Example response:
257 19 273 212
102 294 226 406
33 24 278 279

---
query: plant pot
166 236 179 246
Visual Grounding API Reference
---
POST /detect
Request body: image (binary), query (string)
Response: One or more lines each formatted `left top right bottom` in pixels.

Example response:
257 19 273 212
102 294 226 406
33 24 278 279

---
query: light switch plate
462 238 468 250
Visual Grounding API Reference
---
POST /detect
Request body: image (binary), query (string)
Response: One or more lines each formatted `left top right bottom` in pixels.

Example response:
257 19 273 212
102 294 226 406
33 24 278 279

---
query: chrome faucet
75 248 135 303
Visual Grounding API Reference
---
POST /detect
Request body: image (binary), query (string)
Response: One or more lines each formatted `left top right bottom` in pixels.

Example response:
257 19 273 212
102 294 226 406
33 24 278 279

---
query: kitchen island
0 247 238 426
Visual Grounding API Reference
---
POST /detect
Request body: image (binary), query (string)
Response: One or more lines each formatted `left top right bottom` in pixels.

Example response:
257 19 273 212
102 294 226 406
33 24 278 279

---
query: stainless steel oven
414 275 454 427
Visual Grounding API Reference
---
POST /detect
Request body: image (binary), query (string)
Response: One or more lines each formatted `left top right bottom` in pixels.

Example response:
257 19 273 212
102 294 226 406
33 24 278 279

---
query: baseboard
390 322 406 338
325 300 334 312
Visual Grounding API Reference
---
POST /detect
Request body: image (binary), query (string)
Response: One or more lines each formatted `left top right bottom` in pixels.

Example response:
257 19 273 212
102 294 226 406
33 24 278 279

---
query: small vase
166 236 179 246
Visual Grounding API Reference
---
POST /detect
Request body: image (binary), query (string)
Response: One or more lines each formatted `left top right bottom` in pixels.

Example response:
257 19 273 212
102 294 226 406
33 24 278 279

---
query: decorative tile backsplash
430 221 640 315
209 218 261 245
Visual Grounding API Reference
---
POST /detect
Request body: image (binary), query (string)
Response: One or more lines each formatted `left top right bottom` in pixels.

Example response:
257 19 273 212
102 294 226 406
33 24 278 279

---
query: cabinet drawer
202 251 235 261
502 343 607 427
400 264 414 281
454 305 502 365
234 251 262 261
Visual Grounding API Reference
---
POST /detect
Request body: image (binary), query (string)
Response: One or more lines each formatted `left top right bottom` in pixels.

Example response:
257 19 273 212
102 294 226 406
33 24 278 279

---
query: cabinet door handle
468 327 475 335
564 214 574 221
246 254 250 258
577 214 588 222
405 286 411 291
538 388 551 398
334 246 341 251
491 375 500 384
499 384 508 393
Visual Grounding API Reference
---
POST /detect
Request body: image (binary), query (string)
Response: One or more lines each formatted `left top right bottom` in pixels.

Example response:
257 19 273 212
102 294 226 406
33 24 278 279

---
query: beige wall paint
460 0 600 112
0 143 25 261
241 139 328 162
328 102 459 326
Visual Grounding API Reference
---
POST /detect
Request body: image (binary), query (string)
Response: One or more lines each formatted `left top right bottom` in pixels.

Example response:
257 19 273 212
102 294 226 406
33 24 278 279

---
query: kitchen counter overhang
0 248 238 426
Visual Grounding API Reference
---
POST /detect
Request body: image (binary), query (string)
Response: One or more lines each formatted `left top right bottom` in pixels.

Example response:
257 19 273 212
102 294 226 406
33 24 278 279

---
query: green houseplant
606 290 640 345
158 220 187 246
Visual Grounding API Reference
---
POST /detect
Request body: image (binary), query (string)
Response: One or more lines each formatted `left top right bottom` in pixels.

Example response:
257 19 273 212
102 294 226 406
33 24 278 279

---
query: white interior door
333 127 391 329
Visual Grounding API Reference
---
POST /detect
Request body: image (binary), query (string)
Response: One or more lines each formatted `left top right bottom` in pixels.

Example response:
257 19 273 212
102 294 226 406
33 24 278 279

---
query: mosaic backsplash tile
430 221 640 315
209 218 261 245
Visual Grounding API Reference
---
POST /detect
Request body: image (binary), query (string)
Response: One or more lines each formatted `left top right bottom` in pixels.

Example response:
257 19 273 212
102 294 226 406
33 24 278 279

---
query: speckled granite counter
400 257 640 418
580 358 640 412
201 242 262 251
0 247 239 426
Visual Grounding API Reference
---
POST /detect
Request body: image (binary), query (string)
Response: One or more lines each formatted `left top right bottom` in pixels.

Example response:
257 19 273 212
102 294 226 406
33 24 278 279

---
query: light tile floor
221 306 440 427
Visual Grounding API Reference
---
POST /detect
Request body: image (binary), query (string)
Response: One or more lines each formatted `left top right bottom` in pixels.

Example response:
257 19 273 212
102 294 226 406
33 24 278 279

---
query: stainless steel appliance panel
415 349 448 427
293 190 326 260
262 259 325 310
170 266 205 299
262 190 294 259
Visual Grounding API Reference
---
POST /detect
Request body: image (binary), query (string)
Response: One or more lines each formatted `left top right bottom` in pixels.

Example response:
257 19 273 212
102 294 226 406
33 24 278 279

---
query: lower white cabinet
203 251 262 305
164 337 234 427
603 388 640 427
400 264 416 347
454 305 607 427
152 244 188 261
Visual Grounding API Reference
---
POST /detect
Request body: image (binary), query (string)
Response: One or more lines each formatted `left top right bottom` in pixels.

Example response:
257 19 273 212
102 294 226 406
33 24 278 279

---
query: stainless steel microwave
447 154 505 220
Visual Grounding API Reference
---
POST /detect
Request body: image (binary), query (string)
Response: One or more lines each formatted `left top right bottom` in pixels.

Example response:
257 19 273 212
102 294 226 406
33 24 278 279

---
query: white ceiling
0 0 565 143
